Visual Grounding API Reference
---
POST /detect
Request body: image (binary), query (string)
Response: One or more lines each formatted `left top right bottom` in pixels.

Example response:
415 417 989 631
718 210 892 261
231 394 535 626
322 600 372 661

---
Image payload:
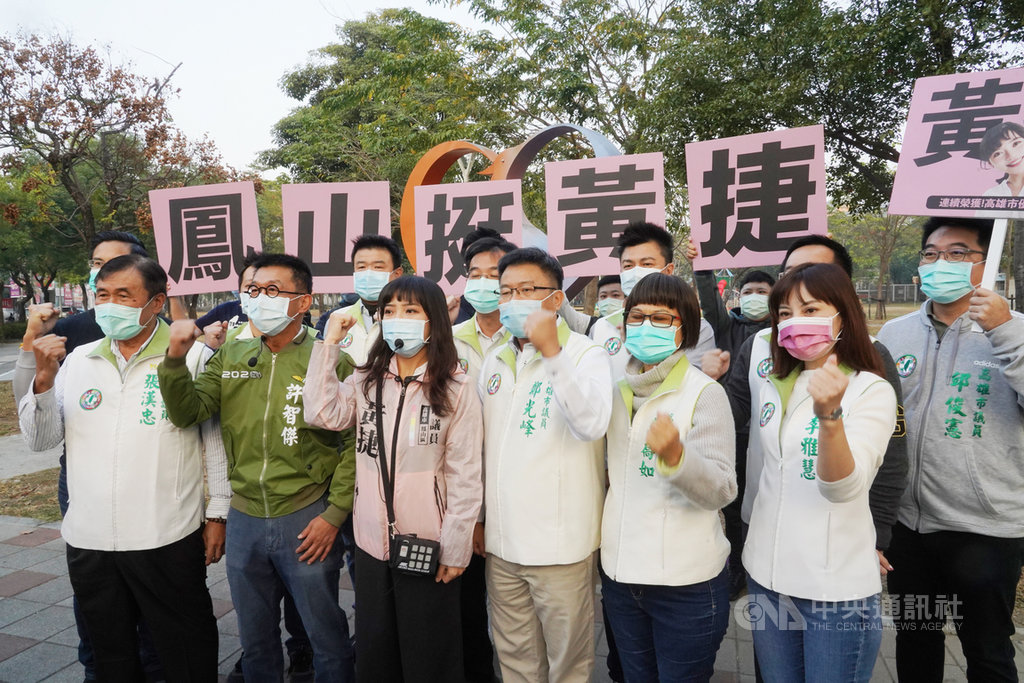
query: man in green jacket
159 253 356 682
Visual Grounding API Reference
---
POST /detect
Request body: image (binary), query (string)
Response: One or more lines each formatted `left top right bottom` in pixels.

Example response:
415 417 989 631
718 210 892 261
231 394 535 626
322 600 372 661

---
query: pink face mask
777 313 840 361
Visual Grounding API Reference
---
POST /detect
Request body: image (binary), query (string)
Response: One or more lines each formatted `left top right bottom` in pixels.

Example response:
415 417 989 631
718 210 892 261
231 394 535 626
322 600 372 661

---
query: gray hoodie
877 302 1024 538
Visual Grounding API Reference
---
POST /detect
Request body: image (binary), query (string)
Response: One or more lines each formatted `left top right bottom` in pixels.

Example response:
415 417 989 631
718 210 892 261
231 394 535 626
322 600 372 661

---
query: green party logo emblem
458 358 469 373
604 337 622 356
79 389 102 411
486 373 502 395
339 333 354 349
757 357 774 378
896 354 917 378
759 402 776 427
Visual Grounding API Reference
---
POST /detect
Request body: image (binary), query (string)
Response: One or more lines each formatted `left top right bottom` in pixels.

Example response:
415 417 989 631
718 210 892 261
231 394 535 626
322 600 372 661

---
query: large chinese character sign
890 67 1024 219
686 126 827 270
413 180 523 295
150 182 262 295
282 182 392 293
544 153 665 277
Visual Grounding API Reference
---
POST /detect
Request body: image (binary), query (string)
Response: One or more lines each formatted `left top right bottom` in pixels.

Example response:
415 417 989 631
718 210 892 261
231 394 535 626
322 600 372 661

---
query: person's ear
549 290 565 311
296 293 314 313
663 262 675 275
391 267 403 281
152 293 167 313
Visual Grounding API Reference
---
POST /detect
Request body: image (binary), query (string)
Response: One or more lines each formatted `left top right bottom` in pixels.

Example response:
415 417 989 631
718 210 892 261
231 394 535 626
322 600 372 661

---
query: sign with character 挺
686 125 828 270
544 153 665 277
282 182 392 293
149 181 263 296
889 67 1024 220
413 180 523 295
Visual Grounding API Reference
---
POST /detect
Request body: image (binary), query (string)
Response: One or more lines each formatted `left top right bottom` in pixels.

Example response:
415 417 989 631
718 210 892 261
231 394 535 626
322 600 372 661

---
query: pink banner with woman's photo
889 67 1024 220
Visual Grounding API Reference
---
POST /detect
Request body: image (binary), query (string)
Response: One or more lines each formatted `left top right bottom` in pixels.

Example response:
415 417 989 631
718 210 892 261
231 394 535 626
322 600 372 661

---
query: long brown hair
361 276 458 416
769 263 883 378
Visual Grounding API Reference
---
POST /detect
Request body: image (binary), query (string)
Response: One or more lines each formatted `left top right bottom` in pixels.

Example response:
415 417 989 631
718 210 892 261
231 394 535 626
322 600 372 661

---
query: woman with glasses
304 275 483 683
600 272 737 682
743 263 897 682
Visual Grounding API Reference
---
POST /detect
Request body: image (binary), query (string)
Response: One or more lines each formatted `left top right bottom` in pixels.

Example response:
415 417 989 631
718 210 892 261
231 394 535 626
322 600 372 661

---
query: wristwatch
816 406 843 421
205 517 227 525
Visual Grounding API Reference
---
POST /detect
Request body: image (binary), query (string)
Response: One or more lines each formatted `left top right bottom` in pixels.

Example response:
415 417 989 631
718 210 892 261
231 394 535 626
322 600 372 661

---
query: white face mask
248 295 300 337
620 265 665 296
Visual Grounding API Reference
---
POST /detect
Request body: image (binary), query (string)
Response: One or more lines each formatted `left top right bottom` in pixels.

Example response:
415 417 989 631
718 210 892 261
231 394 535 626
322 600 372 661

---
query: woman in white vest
601 273 737 681
743 263 897 682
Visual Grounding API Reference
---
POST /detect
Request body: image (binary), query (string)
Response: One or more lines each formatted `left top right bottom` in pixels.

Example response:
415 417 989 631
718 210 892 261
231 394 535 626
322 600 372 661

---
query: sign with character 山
686 125 828 270
890 67 1024 220
414 180 523 295
282 182 392 293
149 182 263 296
544 152 666 278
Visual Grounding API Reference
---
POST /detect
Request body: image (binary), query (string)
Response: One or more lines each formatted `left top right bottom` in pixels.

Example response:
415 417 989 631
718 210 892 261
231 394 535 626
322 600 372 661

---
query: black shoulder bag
375 377 440 577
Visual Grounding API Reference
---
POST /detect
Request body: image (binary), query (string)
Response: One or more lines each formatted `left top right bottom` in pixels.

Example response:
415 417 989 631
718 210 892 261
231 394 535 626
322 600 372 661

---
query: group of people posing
14 214 1024 683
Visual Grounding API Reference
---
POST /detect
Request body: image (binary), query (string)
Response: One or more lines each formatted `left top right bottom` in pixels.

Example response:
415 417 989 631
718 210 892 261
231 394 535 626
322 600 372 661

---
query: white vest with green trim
480 323 605 566
743 368 890 602
742 328 774 523
453 315 511 384
335 302 378 366
602 358 730 586
61 323 204 551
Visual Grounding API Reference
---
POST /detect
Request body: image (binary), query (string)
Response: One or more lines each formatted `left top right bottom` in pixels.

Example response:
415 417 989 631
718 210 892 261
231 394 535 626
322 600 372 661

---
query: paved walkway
0 509 1020 681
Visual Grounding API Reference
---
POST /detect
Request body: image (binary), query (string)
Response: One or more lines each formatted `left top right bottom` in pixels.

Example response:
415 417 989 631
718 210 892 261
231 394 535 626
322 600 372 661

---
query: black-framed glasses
245 284 306 299
918 248 985 264
498 285 558 301
625 311 680 328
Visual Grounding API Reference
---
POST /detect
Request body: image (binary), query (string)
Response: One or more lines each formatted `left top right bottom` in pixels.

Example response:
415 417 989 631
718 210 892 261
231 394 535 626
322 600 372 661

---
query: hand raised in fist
32 334 67 394
646 412 683 468
168 320 202 359
325 311 358 346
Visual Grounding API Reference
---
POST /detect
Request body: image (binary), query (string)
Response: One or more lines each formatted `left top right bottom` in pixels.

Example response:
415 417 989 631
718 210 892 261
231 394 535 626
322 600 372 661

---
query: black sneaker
287 647 315 683
226 653 245 683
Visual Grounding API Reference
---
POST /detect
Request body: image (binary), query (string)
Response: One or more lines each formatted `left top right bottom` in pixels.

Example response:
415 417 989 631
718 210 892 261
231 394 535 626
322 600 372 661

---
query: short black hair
96 254 167 298
250 253 314 294
781 235 853 278
624 273 701 350
351 234 401 271
921 216 993 252
238 250 263 288
497 247 564 289
462 227 517 271
597 275 621 288
617 222 673 264
739 269 775 289
91 230 148 257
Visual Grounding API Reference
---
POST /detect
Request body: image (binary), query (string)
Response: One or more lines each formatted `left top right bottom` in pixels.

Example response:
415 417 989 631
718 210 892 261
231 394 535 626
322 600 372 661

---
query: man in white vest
478 247 613 683
317 234 403 365
18 255 219 681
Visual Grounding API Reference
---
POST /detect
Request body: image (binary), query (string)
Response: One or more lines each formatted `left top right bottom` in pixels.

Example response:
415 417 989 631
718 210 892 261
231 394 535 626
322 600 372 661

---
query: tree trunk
875 254 890 320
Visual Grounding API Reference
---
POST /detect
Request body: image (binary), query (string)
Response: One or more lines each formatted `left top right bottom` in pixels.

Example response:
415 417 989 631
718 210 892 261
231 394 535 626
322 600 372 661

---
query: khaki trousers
485 552 596 683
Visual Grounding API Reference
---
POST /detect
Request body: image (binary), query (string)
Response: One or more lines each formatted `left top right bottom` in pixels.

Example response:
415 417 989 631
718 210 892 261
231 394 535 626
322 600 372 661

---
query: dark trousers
66 528 218 683
460 553 495 682
887 522 1023 682
355 547 464 683
723 432 749 584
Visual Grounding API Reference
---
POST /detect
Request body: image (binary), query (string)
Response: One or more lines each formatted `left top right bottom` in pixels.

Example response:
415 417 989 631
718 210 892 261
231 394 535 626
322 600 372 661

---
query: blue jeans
226 498 354 683
601 566 729 682
745 576 882 683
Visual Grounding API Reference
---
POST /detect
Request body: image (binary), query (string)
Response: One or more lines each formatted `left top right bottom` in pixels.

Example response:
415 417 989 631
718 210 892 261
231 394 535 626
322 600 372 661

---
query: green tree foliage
261 9 524 218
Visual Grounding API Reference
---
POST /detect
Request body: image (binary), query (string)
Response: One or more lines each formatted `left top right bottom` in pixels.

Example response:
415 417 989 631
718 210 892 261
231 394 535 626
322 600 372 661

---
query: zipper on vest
911 327 943 525
259 354 277 518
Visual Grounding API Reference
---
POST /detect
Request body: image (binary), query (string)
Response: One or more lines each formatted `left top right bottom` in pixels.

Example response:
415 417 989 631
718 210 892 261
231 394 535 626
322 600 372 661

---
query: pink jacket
304 342 483 567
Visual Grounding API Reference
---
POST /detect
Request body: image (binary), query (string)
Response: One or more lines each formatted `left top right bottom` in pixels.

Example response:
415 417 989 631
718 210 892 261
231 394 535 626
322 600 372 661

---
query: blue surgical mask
354 270 391 302
740 293 770 320
248 294 299 337
624 321 680 365
382 318 428 357
88 268 100 293
596 298 624 317
918 261 977 304
95 297 156 341
499 300 540 338
464 278 501 314
620 266 664 297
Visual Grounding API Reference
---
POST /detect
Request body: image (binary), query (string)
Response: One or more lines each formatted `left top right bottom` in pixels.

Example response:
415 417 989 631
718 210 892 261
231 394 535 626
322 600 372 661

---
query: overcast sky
5 0 484 172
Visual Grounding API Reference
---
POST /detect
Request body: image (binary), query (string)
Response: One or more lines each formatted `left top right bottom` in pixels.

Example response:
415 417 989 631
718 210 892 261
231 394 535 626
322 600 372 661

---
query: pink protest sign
413 180 523 295
282 182 392 293
889 68 1024 219
686 125 827 270
544 153 665 277
149 181 262 296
